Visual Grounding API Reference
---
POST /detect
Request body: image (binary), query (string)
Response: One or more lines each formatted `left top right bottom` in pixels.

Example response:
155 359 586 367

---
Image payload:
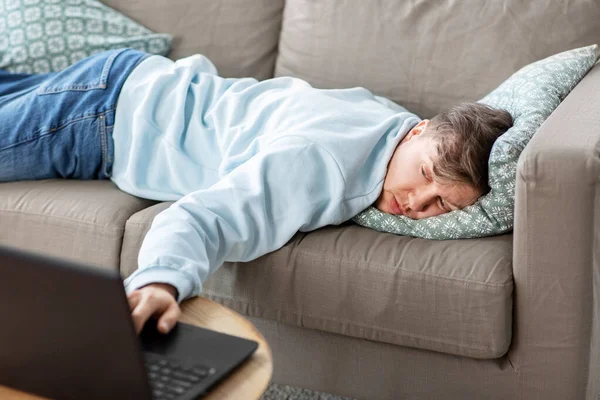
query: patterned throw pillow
352 45 599 239
0 0 172 74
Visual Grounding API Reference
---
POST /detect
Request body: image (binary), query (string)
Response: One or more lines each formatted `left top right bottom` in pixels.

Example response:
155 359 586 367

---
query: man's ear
401 119 430 143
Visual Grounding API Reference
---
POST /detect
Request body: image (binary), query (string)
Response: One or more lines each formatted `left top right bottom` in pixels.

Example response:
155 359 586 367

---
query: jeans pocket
36 48 128 95
0 112 110 181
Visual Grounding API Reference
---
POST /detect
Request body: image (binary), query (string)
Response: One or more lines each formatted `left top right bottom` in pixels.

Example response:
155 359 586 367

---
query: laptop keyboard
144 353 216 400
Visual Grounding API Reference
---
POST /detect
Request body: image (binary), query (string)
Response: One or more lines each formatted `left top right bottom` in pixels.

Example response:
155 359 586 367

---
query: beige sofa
1 1 599 399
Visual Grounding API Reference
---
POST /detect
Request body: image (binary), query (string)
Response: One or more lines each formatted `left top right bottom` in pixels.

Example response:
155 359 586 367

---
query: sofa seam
204 292 503 354
0 208 127 230
292 248 514 288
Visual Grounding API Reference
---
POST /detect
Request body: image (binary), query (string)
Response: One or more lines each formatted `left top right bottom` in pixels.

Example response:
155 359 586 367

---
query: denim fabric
0 48 150 181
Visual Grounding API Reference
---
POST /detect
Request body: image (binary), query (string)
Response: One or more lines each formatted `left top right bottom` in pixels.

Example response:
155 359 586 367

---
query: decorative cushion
0 0 172 74
352 45 599 239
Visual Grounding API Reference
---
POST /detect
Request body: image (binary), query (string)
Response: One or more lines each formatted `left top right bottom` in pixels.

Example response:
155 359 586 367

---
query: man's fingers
131 296 155 334
127 291 141 311
157 302 182 334
128 287 179 334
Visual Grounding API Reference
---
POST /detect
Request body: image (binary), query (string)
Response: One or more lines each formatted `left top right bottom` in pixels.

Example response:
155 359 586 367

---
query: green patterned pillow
352 44 599 239
0 0 172 74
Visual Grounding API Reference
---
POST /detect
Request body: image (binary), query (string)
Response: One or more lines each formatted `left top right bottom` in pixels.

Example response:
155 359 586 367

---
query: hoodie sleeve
123 135 346 302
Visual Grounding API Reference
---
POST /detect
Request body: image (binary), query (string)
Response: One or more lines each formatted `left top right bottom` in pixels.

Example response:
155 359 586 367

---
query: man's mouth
390 196 404 215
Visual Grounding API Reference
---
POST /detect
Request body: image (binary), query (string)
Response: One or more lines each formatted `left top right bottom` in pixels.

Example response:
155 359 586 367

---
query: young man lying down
0 48 513 334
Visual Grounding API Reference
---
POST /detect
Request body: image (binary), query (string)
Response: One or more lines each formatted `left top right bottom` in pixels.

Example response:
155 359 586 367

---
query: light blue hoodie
112 54 421 302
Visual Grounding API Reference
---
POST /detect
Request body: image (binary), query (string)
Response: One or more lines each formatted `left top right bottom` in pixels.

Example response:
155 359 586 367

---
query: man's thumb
158 302 181 334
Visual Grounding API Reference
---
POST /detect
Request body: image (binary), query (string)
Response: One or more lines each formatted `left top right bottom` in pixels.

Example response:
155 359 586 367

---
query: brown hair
424 102 513 195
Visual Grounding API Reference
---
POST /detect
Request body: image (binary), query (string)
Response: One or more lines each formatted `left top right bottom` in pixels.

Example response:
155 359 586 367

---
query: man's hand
127 283 181 335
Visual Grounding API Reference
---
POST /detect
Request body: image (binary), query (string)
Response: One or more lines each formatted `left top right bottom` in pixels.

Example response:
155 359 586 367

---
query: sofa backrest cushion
101 0 284 80
275 0 600 119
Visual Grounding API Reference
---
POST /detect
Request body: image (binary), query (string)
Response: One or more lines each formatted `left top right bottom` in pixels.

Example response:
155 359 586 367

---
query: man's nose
408 189 434 212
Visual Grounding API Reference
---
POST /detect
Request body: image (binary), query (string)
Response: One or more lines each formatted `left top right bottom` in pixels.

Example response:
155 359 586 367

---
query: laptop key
165 385 186 395
172 370 196 381
158 359 169 367
176 371 201 383
190 367 210 377
167 361 181 369
170 378 192 388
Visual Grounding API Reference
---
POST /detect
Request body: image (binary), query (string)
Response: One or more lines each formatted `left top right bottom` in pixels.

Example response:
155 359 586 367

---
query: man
0 48 513 335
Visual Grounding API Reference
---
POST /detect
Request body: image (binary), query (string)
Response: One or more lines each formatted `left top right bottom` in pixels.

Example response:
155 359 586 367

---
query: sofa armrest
509 63 600 399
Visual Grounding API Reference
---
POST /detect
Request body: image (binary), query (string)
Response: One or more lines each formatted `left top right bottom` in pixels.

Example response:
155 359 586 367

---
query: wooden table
0 296 273 400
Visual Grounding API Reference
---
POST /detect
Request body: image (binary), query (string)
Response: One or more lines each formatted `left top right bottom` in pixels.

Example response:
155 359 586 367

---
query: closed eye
421 166 429 181
438 197 449 211
423 165 452 212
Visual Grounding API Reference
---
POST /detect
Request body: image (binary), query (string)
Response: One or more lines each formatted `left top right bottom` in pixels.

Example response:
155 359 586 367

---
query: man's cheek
414 208 445 220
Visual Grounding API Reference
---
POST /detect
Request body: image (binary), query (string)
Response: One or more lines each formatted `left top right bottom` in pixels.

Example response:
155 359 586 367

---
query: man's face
374 120 481 220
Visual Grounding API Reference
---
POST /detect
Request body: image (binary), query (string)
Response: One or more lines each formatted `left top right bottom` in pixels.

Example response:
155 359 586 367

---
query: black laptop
0 244 258 400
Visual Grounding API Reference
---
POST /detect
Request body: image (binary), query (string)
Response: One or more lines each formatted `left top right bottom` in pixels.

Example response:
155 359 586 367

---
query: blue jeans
0 48 150 181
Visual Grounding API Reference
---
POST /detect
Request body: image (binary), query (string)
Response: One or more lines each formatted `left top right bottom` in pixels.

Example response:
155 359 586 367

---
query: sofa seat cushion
0 180 156 270
122 203 513 359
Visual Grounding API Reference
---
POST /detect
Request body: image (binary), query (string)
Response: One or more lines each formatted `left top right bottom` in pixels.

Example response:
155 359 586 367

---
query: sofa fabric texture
251 317 518 400
100 0 285 80
0 1 599 399
0 180 155 269
510 63 600 400
276 0 600 119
